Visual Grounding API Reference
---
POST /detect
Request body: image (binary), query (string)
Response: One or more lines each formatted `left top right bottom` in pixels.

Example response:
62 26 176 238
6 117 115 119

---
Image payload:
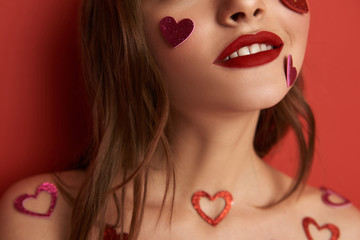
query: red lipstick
214 31 284 68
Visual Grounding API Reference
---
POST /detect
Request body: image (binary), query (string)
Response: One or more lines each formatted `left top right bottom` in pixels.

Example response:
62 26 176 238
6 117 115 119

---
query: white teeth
223 43 275 61
229 51 239 59
249 44 261 54
260 43 268 51
238 46 251 56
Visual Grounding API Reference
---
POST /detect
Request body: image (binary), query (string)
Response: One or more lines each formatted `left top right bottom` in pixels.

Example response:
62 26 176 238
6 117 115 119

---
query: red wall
1 1 360 207
0 0 90 194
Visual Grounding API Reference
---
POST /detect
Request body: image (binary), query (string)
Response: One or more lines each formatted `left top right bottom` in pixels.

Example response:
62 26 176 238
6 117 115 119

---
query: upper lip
214 31 284 63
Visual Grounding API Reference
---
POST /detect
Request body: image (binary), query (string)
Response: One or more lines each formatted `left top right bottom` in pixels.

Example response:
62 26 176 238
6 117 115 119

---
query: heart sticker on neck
191 191 233 226
159 16 194 48
320 187 352 208
286 54 297 87
281 0 309 14
302 217 340 240
14 182 58 217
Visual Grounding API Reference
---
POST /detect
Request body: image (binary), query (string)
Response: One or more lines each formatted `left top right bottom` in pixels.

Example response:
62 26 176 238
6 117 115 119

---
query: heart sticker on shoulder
159 16 194 48
14 182 58 218
320 186 352 208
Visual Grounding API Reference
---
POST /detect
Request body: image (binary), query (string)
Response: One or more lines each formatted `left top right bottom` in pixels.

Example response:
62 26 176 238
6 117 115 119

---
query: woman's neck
148 109 290 206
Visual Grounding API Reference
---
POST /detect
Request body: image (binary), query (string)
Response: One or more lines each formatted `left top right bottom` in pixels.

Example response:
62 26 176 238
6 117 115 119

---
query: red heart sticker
103 225 128 240
191 190 233 226
302 217 340 240
286 54 297 87
159 16 194 48
281 0 309 14
14 182 58 217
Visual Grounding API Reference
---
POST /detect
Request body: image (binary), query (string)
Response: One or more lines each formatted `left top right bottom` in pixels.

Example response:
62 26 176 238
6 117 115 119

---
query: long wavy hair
69 0 315 239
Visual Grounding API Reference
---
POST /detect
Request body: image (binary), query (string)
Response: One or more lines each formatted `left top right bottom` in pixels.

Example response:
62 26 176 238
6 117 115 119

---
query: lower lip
215 45 283 68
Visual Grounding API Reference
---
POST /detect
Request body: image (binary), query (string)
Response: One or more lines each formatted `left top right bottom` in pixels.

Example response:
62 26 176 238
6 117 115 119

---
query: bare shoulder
296 185 360 238
0 170 86 240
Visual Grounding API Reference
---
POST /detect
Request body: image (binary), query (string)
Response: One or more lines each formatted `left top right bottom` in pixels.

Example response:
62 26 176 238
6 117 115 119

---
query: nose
217 0 266 26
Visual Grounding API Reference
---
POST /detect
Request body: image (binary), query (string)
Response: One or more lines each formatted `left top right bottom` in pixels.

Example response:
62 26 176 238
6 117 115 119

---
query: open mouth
214 31 284 68
222 43 277 61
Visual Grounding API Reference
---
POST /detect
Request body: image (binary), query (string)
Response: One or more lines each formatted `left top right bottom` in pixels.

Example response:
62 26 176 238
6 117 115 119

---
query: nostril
230 12 245 21
253 8 261 17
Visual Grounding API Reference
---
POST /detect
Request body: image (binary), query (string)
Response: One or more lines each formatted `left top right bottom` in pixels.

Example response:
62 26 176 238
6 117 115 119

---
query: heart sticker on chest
191 190 233 226
159 16 194 48
14 182 58 217
103 225 128 240
281 0 309 14
302 217 340 240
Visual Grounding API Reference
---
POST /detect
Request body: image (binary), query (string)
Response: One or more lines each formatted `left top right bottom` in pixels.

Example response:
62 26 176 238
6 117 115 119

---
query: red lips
214 31 284 68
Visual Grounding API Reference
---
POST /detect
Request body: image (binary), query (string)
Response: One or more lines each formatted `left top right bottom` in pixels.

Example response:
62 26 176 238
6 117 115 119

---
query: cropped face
142 0 310 115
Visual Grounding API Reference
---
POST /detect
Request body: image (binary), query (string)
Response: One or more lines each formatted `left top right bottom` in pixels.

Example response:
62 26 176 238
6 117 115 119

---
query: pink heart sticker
286 54 297 87
159 16 194 48
320 187 352 208
14 182 58 217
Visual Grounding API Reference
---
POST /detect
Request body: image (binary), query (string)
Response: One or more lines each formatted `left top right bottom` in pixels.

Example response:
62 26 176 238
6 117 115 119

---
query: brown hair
70 0 315 239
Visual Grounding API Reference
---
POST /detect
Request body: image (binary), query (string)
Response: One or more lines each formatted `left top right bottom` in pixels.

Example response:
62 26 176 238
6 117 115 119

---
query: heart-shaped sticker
103 225 128 240
281 0 309 14
191 190 233 226
159 16 194 48
320 187 352 208
302 217 340 240
14 182 58 217
286 54 297 87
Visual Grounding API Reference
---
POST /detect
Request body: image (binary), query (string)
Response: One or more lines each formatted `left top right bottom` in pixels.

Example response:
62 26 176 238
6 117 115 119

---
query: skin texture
1 0 360 239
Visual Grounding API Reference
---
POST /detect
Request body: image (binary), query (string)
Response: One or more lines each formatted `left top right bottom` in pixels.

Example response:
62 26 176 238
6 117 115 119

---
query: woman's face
142 0 310 115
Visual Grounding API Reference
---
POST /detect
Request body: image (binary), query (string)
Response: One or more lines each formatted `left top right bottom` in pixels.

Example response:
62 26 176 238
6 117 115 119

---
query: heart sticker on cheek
14 182 58 218
286 54 297 87
281 0 309 14
302 217 340 240
159 16 194 48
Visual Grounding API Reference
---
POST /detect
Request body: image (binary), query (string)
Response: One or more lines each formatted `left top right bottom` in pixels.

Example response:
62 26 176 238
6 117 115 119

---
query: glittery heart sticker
14 182 58 217
103 225 128 240
159 16 194 48
191 191 233 226
281 0 309 14
302 217 340 240
286 54 297 87
320 187 352 208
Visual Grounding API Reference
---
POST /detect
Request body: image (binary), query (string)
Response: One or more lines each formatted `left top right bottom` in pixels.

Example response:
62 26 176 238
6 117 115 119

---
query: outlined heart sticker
302 217 340 240
14 182 58 217
159 16 194 48
320 186 352 208
191 190 233 226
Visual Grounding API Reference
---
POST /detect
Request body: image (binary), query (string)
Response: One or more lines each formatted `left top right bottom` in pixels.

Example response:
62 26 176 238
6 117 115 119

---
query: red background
1 1 360 207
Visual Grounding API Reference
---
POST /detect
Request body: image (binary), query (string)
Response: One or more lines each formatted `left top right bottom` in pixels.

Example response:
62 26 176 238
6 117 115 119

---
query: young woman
1 0 360 239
